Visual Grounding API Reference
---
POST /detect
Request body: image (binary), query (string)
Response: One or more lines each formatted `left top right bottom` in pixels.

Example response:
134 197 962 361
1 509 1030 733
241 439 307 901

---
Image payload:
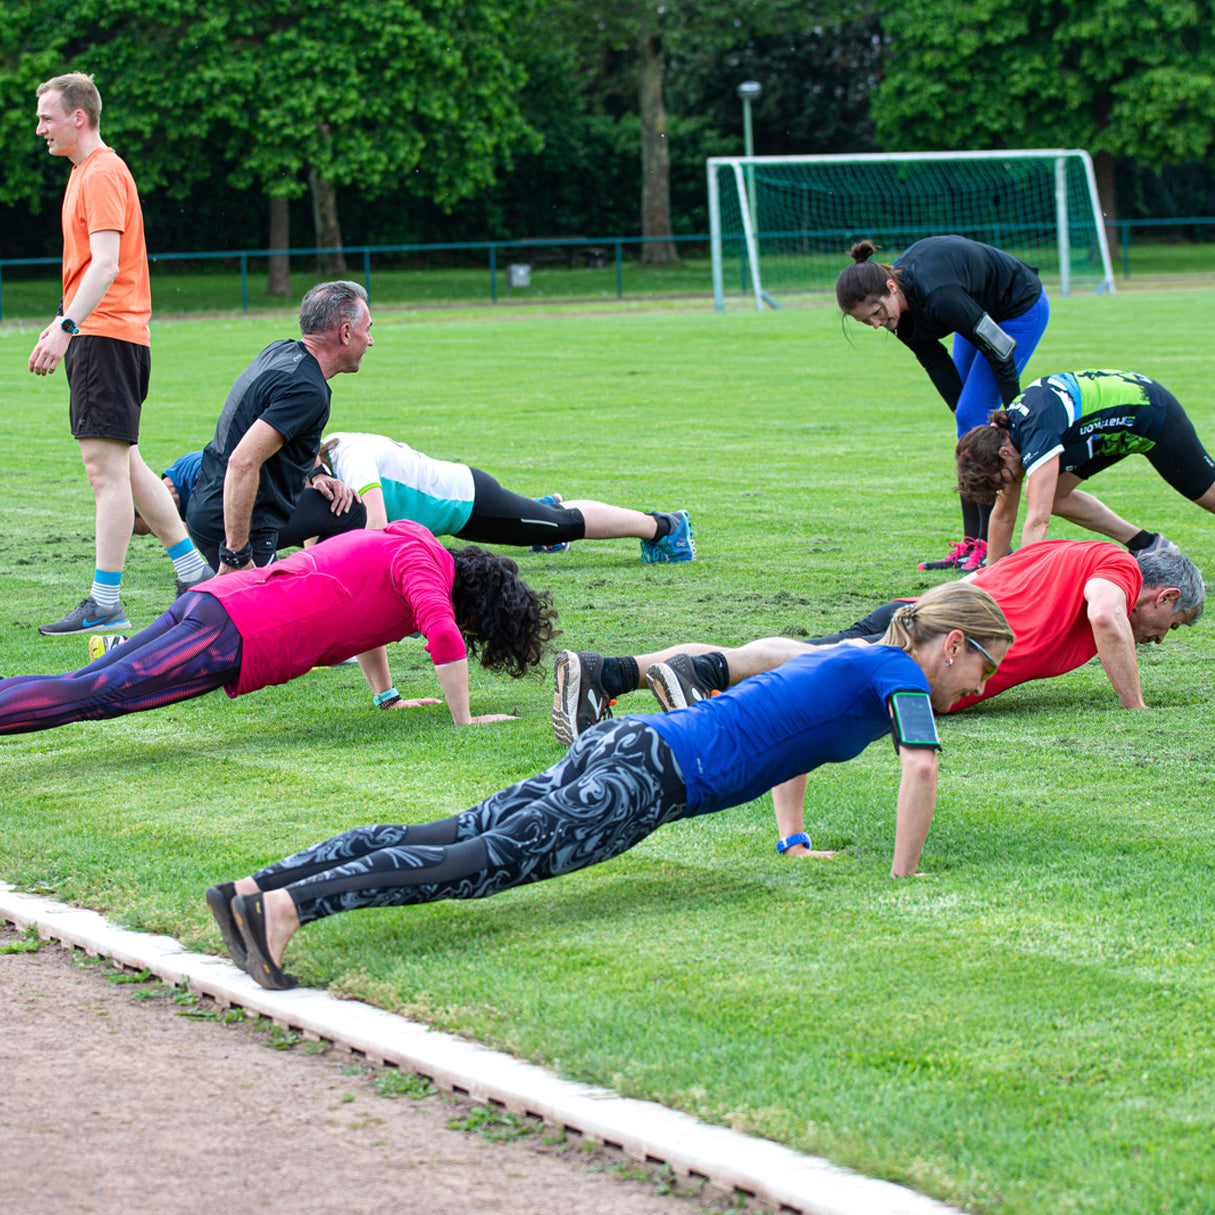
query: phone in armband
975 313 1017 362
890 691 942 751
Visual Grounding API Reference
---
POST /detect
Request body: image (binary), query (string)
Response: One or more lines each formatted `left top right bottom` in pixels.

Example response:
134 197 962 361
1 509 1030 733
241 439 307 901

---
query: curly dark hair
955 412 1015 505
449 546 559 678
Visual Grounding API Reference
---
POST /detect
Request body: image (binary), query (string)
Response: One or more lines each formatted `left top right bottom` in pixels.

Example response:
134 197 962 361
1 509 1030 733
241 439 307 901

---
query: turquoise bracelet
374 687 402 708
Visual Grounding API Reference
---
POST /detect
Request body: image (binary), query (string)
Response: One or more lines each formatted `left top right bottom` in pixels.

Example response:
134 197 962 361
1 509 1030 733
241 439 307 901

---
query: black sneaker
39 596 131 636
551 650 614 744
646 654 715 712
917 538 975 571
175 563 217 598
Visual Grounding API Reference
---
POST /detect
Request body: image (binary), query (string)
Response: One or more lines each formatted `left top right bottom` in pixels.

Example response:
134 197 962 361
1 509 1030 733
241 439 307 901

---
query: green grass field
1 289 1213 1214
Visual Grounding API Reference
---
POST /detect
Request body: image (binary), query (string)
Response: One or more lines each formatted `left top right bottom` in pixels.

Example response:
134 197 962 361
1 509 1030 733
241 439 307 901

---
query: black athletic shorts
1069 389 1215 501
65 335 151 444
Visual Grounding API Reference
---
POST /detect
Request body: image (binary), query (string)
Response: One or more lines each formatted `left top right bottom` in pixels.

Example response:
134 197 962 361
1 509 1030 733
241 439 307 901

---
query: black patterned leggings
252 717 688 925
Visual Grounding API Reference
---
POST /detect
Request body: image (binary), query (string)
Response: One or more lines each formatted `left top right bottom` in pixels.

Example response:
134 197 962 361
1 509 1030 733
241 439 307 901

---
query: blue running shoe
640 510 695 564
530 494 571 553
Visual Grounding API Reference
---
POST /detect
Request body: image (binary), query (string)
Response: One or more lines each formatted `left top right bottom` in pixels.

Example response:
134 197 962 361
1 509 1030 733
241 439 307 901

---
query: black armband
889 691 942 752
974 313 1017 363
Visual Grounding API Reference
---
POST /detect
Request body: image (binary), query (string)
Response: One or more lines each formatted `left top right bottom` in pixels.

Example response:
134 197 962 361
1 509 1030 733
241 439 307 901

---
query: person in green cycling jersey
955 369 1215 564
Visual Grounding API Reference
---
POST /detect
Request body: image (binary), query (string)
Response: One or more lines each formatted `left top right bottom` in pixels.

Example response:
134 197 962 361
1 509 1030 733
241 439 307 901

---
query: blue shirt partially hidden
645 645 931 817
162 450 204 514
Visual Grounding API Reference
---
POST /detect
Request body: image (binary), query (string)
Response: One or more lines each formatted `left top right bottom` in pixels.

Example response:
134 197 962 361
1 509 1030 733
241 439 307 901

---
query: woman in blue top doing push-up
207 580 1012 990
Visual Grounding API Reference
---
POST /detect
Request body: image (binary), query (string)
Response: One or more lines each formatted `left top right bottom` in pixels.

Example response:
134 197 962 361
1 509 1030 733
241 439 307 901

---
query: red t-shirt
196 521 465 697
61 146 151 346
951 540 1143 711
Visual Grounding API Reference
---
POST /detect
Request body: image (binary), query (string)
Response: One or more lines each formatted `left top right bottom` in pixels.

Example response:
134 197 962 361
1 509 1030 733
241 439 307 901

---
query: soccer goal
707 149 1116 311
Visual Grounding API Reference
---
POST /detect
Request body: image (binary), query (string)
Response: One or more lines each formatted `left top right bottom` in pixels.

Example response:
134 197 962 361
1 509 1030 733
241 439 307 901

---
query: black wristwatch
218 543 254 568
60 317 80 335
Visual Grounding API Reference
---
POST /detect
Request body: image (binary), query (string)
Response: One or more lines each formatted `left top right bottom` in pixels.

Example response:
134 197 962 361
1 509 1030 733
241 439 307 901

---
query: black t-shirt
187 340 331 541
893 236 1043 409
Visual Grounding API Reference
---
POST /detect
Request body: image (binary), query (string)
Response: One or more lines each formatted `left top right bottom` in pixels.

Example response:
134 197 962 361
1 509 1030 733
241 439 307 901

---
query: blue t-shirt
645 645 931 817
162 450 203 514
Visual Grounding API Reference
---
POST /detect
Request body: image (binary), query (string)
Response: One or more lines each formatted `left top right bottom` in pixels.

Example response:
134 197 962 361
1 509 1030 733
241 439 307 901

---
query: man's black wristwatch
59 318 80 335
218 543 254 568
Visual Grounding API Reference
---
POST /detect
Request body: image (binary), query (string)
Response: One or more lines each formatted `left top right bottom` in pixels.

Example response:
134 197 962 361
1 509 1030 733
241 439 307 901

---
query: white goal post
707 149 1116 311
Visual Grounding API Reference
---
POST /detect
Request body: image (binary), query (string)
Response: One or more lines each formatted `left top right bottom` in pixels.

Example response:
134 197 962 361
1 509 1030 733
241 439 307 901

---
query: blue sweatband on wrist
776 832 812 854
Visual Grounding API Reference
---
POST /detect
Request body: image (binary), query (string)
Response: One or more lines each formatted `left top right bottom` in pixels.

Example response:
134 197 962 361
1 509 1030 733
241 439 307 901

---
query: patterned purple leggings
0 593 242 734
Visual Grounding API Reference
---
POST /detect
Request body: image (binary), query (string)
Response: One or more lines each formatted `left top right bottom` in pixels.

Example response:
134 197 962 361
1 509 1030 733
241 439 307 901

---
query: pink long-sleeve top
197 520 465 697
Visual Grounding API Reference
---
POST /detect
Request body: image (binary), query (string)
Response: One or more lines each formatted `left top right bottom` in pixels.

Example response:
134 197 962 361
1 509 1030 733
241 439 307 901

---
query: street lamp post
736 81 762 231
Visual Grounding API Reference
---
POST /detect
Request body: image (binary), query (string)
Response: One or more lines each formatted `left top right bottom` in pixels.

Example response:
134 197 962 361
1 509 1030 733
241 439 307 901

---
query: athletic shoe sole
646 662 689 712
551 651 582 745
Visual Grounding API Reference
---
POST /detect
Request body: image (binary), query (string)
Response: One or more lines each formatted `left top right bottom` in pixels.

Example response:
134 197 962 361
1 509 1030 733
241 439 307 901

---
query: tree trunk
266 194 291 297
308 161 347 278
1093 148 1120 264
638 24 678 266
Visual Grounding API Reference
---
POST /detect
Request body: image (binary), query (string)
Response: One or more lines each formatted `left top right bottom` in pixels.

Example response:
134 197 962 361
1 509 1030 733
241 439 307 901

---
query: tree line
2 0 1213 284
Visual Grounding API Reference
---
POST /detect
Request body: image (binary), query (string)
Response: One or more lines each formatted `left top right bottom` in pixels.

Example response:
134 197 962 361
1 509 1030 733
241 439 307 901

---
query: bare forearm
892 754 939 876
64 259 119 326
356 647 394 697
434 659 473 725
772 775 808 841
222 463 261 549
1092 620 1146 708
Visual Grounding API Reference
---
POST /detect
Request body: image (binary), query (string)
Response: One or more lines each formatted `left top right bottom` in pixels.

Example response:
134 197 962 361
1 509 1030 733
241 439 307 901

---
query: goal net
707 150 1115 311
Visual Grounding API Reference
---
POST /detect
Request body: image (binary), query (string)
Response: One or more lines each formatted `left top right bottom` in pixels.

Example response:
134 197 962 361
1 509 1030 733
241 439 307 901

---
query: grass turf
1 288 1214 1214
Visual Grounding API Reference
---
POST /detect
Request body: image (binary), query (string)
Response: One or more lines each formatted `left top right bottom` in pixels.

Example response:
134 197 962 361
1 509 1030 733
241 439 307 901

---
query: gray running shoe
646 653 714 712
175 563 217 598
551 650 613 744
1139 533 1179 555
39 596 131 636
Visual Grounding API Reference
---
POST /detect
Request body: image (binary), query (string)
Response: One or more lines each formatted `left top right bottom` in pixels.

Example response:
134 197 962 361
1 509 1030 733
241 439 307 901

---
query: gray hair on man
1137 548 1205 621
299 280 368 335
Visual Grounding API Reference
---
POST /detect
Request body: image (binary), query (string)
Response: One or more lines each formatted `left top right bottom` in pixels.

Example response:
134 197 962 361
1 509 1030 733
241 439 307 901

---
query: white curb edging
0 883 959 1215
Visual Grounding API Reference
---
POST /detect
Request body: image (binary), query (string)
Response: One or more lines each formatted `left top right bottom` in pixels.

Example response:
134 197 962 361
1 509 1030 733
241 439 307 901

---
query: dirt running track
0 925 750 1215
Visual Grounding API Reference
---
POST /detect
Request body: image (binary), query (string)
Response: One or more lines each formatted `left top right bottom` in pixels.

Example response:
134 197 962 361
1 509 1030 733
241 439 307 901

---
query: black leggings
190 489 367 568
454 468 587 546
809 600 904 646
251 718 687 925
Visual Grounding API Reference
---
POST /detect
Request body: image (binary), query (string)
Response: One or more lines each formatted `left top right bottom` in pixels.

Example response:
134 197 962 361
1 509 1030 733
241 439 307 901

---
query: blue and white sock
91 569 123 609
166 537 209 580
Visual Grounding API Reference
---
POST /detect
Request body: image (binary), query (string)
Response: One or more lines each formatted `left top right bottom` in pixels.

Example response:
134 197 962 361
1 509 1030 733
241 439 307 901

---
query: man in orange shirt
28 72 212 636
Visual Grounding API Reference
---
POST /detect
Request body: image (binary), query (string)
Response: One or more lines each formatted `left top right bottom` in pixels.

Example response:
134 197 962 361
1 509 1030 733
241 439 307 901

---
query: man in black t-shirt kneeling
187 280 372 574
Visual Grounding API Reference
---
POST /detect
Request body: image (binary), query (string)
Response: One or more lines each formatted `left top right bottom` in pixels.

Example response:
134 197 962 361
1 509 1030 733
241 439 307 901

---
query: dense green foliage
874 0 1215 168
3 1 1212 262
2 289 1214 1213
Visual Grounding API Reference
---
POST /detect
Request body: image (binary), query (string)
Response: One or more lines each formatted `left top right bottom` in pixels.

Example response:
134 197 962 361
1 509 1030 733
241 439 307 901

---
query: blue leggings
0 594 241 734
952 287 1051 436
252 717 688 925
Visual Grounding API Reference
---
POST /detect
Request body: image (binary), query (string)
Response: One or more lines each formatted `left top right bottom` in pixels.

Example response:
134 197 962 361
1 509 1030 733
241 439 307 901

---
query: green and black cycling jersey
1007 370 1170 478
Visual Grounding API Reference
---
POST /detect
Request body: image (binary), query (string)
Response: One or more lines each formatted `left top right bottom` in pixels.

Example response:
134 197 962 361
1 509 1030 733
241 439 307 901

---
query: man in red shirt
29 72 211 637
551 542 1205 746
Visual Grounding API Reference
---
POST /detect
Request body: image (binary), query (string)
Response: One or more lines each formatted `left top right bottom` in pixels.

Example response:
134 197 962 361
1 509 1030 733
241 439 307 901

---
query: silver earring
947 658 953 666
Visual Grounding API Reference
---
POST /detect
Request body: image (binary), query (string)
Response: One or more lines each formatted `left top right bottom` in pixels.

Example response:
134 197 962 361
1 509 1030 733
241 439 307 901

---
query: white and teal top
324 432 475 536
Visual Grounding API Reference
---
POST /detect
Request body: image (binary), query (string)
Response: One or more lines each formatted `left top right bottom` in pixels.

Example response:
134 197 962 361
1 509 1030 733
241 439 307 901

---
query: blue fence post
363 248 372 302
489 244 497 303
1121 221 1130 279
240 254 249 312
615 242 623 298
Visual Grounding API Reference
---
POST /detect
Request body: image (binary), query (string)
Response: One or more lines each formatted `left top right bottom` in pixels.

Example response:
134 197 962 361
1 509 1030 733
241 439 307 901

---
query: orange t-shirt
61 146 151 347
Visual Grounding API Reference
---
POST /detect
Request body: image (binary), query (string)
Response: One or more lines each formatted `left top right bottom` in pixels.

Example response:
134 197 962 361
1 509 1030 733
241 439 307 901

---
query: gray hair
1137 548 1205 623
299 280 368 335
